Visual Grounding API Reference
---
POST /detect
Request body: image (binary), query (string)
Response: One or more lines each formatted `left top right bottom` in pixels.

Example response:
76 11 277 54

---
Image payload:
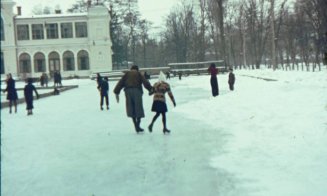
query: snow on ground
1 68 327 196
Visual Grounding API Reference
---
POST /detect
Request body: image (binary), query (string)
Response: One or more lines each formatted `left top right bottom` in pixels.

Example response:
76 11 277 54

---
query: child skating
24 78 39 115
148 71 176 134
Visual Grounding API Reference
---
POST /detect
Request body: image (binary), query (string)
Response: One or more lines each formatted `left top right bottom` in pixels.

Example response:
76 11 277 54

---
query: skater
99 77 109 110
2 73 18 114
40 74 45 87
43 73 49 87
208 63 219 97
178 71 182 80
228 68 235 91
24 78 39 115
166 71 171 80
148 72 176 134
113 65 153 133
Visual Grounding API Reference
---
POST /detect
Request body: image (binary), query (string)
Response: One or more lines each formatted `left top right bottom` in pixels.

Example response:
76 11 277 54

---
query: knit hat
158 71 166 82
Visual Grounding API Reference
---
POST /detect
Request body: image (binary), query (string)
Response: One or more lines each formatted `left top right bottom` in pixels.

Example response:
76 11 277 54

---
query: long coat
4 78 18 101
24 83 39 110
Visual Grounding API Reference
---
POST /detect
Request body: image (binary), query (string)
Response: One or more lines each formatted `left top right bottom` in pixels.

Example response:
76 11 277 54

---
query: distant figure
43 73 49 87
148 71 176 134
2 73 18 114
54 71 62 87
208 63 219 97
178 72 182 80
228 68 235 91
53 87 60 95
24 78 39 115
144 71 150 80
114 65 153 133
96 73 103 89
166 71 171 80
99 77 109 110
40 74 45 87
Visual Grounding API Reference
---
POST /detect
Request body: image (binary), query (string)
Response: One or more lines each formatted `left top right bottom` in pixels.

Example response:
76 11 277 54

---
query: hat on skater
158 71 166 82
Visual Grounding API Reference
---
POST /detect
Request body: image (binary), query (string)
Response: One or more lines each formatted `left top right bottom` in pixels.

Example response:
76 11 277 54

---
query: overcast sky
13 0 179 28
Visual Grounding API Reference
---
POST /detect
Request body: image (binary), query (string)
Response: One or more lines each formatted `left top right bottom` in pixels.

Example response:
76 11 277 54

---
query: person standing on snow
228 68 235 91
208 63 219 97
2 73 18 114
24 78 39 115
148 71 176 134
113 65 153 133
99 77 109 110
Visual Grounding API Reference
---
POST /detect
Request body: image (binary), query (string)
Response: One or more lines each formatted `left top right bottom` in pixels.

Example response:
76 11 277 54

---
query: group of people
2 73 39 115
3 63 235 131
208 63 236 97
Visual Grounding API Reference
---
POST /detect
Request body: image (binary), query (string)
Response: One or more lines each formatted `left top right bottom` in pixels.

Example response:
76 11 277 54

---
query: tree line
35 0 327 71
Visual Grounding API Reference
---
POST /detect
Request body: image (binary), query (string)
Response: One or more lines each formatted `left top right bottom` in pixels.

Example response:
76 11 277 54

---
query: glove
115 94 119 103
149 87 154 96
173 101 176 107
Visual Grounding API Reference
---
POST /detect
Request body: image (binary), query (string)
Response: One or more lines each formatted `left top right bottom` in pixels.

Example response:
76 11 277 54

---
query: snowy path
1 69 327 196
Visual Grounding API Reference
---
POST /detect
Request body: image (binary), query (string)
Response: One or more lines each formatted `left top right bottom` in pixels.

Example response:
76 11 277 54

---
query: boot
106 106 109 110
100 106 103 110
163 128 171 134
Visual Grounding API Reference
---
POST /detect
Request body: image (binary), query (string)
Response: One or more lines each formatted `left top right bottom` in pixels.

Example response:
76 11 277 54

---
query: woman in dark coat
2 73 18 113
228 68 235 91
99 77 109 110
208 63 219 97
24 78 39 115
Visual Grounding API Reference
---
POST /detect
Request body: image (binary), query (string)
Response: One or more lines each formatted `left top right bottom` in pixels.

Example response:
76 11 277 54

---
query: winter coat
99 80 109 96
228 73 235 84
152 81 174 103
4 78 18 101
24 83 39 110
113 70 152 95
208 66 218 76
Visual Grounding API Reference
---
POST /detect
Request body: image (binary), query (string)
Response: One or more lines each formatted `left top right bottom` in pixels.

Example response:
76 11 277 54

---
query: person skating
2 73 18 114
24 78 39 115
99 77 109 110
113 65 153 133
96 73 103 89
148 71 176 134
208 63 219 97
228 68 235 91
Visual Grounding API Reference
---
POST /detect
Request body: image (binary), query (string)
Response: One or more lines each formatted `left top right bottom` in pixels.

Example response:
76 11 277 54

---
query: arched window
34 52 46 72
48 51 60 75
1 52 5 74
63 51 75 71
1 17 4 41
77 50 89 70
19 53 31 73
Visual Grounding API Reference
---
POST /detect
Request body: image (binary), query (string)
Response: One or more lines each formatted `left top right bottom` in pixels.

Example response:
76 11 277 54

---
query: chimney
17 6 21 15
55 9 61 14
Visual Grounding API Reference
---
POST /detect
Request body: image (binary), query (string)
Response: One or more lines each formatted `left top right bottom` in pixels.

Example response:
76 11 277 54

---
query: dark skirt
210 76 219 97
7 90 18 101
151 100 167 113
26 99 34 110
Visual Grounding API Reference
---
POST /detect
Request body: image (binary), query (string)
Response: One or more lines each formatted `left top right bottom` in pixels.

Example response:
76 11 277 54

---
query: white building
1 0 113 79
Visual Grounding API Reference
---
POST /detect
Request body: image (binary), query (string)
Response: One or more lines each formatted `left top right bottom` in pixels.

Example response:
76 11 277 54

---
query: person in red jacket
148 71 176 134
208 63 219 97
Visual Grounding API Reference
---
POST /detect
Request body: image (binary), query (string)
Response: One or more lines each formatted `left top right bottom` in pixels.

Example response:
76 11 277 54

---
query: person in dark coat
99 77 109 110
24 78 39 115
148 72 176 134
228 68 235 91
114 65 153 133
58 72 62 87
40 74 45 87
43 73 49 87
3 73 18 114
208 63 219 97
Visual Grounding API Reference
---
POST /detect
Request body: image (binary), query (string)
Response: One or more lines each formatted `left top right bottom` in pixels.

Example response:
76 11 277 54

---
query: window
48 51 60 74
77 50 89 70
1 18 4 41
75 22 87 38
32 24 44 40
34 52 46 72
46 23 58 39
61 23 73 38
63 51 75 71
17 25 29 40
19 53 31 73
1 52 4 74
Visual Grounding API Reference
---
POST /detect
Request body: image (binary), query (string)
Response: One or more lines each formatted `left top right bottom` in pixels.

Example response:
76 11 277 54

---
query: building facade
1 0 112 79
